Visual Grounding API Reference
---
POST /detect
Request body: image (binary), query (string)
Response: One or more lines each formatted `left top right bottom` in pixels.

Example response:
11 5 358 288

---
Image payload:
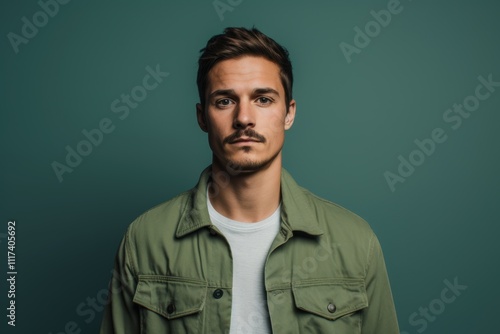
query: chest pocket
291 278 368 332
133 275 207 333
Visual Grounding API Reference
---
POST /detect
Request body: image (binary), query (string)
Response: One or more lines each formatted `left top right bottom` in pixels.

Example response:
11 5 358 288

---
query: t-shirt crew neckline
206 186 281 232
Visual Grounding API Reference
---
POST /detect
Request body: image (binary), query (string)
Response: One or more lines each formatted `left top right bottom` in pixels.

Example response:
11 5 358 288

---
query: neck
209 155 282 223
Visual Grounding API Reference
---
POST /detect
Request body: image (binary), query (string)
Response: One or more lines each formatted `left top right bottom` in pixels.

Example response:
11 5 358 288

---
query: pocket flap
292 279 368 320
133 275 207 319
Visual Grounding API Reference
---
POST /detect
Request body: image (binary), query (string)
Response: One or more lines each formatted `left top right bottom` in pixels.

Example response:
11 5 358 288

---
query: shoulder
126 189 192 241
281 168 375 240
300 186 376 241
284 179 383 278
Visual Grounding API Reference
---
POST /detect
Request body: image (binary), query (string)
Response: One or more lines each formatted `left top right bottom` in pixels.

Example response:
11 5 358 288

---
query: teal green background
1 0 499 333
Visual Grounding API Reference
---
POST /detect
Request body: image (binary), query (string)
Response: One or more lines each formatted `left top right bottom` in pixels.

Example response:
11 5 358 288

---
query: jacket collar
176 166 324 238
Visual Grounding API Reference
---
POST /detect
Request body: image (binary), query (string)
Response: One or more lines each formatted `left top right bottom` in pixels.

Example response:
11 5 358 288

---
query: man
100 27 399 333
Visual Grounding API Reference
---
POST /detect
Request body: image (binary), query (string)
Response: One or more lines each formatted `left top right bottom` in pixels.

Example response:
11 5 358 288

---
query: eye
215 98 234 108
256 97 273 105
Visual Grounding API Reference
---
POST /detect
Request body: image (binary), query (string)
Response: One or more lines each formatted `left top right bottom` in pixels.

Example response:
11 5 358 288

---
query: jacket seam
364 234 376 279
305 188 370 225
177 190 198 235
131 189 193 233
125 226 138 277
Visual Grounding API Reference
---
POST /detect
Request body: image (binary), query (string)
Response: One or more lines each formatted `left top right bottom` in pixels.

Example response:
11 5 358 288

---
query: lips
230 137 261 144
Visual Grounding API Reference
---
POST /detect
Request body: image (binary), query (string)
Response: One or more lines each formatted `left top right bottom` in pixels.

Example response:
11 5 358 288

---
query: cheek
207 123 228 148
262 113 286 138
264 127 285 149
207 114 231 134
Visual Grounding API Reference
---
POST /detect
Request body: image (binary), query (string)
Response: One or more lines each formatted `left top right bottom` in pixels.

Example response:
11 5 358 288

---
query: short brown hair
197 27 293 109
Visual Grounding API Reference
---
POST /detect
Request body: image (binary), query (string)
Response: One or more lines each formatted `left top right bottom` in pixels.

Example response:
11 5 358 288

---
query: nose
233 100 255 129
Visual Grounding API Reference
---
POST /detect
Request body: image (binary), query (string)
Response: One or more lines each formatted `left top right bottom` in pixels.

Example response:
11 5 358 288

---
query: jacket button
213 289 224 299
327 303 336 313
167 303 176 314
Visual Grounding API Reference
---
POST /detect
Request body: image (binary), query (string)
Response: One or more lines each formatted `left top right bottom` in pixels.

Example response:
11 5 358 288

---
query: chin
227 161 266 173
213 148 282 174
224 154 280 174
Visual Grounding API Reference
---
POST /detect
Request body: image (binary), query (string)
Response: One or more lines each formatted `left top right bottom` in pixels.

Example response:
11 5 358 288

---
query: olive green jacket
100 167 399 333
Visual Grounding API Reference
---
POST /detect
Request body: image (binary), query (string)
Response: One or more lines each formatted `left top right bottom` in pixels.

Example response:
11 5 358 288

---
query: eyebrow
208 87 281 100
253 88 280 96
209 89 236 100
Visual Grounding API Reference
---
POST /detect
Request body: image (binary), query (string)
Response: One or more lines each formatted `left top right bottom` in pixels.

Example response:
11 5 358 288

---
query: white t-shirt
207 192 281 334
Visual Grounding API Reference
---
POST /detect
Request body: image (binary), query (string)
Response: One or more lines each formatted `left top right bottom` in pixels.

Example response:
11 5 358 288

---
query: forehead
207 56 282 94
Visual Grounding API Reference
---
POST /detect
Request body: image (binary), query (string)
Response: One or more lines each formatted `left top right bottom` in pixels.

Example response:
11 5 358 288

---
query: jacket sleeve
100 229 140 334
361 234 400 334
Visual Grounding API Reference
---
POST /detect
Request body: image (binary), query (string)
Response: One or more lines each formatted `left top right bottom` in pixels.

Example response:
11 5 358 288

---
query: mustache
223 129 266 144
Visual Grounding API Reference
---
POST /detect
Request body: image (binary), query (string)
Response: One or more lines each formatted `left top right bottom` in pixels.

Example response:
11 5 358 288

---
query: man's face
196 56 296 173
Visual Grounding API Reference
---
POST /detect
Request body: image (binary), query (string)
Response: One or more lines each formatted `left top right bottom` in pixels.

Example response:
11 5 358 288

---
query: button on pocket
133 275 207 320
213 289 223 299
292 278 368 321
167 303 176 314
327 303 336 313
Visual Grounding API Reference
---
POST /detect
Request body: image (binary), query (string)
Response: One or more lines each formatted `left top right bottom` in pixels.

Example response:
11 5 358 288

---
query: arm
100 229 140 334
361 234 400 334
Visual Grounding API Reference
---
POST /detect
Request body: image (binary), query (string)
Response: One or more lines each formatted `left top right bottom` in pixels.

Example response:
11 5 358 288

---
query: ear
196 103 208 132
284 99 296 130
